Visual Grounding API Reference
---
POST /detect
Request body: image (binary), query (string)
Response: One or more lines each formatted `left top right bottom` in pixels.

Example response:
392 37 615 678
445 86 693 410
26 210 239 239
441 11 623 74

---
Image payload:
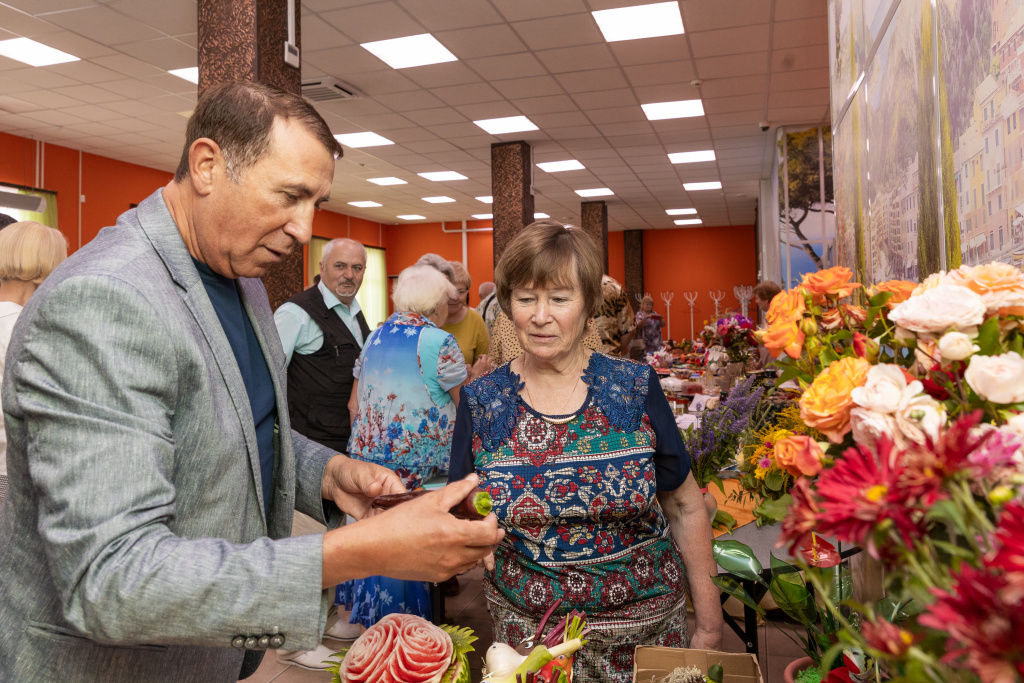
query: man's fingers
434 474 480 510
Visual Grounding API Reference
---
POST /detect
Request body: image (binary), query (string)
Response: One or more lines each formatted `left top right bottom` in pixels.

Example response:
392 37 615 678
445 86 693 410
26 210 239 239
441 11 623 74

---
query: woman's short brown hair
753 281 782 302
495 220 603 319
0 221 68 284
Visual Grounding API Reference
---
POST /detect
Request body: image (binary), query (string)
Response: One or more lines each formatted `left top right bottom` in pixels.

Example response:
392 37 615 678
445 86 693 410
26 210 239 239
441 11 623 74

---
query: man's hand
321 475 505 587
321 454 405 520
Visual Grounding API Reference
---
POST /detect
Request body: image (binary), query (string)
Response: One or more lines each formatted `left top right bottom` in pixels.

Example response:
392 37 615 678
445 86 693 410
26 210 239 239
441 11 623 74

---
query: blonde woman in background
0 221 68 506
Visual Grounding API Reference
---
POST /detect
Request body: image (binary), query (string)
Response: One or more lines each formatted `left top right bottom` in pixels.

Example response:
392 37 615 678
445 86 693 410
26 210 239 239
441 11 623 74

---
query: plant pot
783 656 816 683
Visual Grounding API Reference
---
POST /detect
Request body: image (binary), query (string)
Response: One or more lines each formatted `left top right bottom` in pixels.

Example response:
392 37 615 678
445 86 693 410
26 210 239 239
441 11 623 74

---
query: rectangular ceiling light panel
674 218 702 225
668 150 715 164
361 34 457 69
335 132 394 148
642 99 704 120
422 196 456 203
418 171 468 181
537 160 585 173
683 181 722 191
349 201 382 207
169 67 199 83
592 2 685 42
368 177 407 185
575 188 614 197
0 38 79 66
474 116 538 135
666 208 697 215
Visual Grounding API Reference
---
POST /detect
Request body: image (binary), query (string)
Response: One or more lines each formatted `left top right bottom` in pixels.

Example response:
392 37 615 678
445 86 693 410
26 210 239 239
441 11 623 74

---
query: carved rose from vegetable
341 613 453 683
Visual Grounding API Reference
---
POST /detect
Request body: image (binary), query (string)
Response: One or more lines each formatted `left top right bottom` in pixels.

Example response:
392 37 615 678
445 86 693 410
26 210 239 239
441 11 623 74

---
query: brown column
491 141 534 264
198 0 309 310
580 201 609 274
623 229 644 310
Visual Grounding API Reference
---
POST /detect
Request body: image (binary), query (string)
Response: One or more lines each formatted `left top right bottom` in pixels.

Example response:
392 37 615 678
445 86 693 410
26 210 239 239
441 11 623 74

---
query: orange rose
799 356 871 443
766 289 806 326
800 266 863 301
763 321 805 359
870 280 917 310
774 435 824 478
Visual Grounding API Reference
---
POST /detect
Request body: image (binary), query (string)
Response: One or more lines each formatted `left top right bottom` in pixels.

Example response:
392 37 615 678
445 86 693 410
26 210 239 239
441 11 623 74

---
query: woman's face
642 300 654 313
448 283 468 316
510 282 588 364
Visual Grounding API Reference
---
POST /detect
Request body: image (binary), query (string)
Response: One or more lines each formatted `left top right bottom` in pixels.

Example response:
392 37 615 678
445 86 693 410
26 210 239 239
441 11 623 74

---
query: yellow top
443 308 490 365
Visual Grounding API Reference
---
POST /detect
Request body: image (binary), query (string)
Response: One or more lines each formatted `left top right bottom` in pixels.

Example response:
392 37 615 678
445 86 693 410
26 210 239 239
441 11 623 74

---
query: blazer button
232 636 246 649
244 636 258 650
269 634 285 649
257 635 270 649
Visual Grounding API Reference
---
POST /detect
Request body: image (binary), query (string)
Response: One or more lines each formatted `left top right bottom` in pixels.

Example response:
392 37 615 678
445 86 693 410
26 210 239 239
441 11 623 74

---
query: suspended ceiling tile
303 45 385 75
403 62 486 88
57 103 124 122
51 83 124 103
49 59 126 83
318 2 424 43
0 95 39 114
46 5 165 45
5 67 80 89
489 0 588 23
34 29 119 60
402 106 469 126
702 94 766 115
771 67 830 91
90 53 164 78
430 82 504 106
23 108 89 127
695 52 769 79
531 111 591 128
374 89 446 111
492 74 565 99
765 105 829 123
768 87 829 108
294 14 352 50
456 100 523 120
16 89 84 109
608 35 689 67
535 44 616 74
107 0 196 36
623 61 698 88
571 88 639 110
345 70 420 96
511 14 603 51
398 0 505 31
0 5 66 36
113 37 196 70
774 0 828 21
699 75 767 100
688 24 770 57
680 0 772 31
464 52 547 81
435 24 528 59
772 45 828 73
97 77 168 99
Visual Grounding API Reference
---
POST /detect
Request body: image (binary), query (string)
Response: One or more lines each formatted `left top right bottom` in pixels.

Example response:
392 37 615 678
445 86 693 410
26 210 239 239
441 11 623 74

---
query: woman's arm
448 386 461 409
347 379 359 427
657 476 723 650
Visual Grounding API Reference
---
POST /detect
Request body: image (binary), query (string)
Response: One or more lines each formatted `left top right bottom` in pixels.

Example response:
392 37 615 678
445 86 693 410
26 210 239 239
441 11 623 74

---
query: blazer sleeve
10 274 328 650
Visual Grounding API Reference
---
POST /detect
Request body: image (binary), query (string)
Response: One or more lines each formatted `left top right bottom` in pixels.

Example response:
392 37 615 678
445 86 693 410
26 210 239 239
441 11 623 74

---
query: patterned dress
637 310 664 353
449 354 692 682
339 311 468 627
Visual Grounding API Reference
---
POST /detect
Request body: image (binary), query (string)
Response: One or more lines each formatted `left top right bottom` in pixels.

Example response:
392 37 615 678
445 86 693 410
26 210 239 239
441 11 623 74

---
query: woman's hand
321 454 406 520
469 354 494 380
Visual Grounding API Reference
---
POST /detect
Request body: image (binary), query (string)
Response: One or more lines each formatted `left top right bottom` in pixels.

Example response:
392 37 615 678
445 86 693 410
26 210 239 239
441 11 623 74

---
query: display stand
709 289 726 320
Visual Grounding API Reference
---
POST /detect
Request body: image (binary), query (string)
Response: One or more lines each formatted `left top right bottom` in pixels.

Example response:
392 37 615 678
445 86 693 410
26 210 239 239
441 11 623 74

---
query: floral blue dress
449 353 691 682
338 311 467 628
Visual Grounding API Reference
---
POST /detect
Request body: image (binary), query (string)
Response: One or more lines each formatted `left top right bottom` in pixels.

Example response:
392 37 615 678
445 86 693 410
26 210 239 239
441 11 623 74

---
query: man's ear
188 138 223 196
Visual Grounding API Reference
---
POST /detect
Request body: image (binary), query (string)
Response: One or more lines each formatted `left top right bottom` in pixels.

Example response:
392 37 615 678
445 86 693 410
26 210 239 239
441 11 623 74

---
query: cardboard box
633 647 764 683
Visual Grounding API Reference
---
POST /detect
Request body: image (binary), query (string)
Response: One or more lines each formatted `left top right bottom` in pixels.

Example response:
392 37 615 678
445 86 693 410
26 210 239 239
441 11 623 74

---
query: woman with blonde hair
0 221 68 505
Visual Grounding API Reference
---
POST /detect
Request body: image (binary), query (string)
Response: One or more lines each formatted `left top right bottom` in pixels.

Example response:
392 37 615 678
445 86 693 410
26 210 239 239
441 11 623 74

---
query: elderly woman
636 294 664 353
340 264 468 627
443 261 490 365
0 221 67 506
449 221 721 680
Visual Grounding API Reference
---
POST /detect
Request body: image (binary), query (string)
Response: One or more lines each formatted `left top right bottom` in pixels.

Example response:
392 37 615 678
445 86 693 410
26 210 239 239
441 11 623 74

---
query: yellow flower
799 356 871 443
766 289 806 326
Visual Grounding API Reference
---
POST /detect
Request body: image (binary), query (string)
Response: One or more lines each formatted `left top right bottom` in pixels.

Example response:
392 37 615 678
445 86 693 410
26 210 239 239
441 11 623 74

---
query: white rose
851 364 918 414
850 407 904 452
888 284 987 334
895 394 946 445
937 331 978 361
1004 412 1024 440
965 352 1024 404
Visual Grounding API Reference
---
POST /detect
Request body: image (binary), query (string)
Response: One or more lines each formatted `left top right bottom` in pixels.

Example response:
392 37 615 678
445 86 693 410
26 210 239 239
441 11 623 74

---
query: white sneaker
324 610 364 641
277 642 341 670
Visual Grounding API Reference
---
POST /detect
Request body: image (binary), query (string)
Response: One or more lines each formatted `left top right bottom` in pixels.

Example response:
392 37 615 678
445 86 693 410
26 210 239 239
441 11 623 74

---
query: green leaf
440 624 477 683
709 472 726 494
976 316 1002 356
819 345 840 366
764 469 787 492
868 291 894 308
1010 333 1024 355
926 499 971 539
768 554 817 625
776 363 804 386
875 596 913 623
712 509 738 533
930 538 975 560
817 641 848 673
831 329 854 342
753 493 794 524
713 540 767 585
710 575 767 617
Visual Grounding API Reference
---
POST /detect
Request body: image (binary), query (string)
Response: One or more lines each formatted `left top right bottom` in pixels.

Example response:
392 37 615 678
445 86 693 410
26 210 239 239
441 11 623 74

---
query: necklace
521 353 585 425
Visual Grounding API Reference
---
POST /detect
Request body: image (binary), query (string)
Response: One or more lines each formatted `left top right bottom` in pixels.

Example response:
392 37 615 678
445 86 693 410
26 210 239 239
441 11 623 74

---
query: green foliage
440 624 478 683
710 575 766 617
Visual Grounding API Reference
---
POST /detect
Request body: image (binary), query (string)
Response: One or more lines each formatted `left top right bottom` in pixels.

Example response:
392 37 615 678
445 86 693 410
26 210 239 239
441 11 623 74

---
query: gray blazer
0 190 340 682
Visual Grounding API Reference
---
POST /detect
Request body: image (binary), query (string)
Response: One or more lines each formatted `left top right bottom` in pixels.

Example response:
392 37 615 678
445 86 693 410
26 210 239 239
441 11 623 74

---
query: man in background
276 238 369 454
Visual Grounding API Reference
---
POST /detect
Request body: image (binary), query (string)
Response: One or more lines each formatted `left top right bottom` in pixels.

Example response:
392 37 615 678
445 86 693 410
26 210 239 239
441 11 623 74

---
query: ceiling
0 0 830 231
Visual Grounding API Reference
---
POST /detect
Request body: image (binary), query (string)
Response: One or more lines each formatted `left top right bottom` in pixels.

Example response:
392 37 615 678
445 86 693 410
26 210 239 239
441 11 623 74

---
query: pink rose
773 435 825 478
888 284 987 334
341 614 453 683
965 352 1024 405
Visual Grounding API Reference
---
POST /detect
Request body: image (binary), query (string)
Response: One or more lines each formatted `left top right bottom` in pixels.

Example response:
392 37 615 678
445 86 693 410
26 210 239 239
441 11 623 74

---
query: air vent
301 77 361 102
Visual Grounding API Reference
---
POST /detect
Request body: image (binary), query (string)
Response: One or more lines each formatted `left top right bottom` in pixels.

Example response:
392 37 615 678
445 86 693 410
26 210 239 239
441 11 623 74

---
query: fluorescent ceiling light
666 208 698 215
398 215 426 220
0 38 79 67
674 218 703 226
472 213 493 220
476 196 493 203
368 177 407 186
335 132 394 148
422 196 456 203
534 213 550 219
641 99 704 121
537 160 585 173
592 1 685 42
669 150 715 164
168 67 198 84
684 181 722 191
348 201 382 208
575 188 614 198
474 116 538 135
418 171 467 181
361 34 457 70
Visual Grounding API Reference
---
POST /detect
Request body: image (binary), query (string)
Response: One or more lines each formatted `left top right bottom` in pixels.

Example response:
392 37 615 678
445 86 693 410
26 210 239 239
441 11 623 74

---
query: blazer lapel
135 190 268 525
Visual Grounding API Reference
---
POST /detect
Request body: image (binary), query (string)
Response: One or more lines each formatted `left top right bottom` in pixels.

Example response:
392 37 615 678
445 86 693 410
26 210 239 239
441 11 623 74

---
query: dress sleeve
437 333 468 391
447 387 475 482
646 369 691 491
474 312 490 358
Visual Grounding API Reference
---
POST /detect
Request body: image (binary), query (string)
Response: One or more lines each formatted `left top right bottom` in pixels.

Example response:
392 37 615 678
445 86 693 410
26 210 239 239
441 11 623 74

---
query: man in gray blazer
0 82 501 683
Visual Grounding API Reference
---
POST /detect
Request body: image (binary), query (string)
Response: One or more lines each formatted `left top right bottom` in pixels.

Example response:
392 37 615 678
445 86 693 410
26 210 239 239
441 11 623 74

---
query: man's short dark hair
174 81 343 182
0 213 17 230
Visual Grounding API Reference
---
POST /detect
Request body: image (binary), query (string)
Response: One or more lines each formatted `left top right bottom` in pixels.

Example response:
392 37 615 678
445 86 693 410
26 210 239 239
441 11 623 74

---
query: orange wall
608 231 625 284
643 225 757 341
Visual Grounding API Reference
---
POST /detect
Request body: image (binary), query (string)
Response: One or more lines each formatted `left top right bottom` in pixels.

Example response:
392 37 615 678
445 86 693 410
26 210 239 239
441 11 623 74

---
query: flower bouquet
714 314 759 363
751 262 1024 682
